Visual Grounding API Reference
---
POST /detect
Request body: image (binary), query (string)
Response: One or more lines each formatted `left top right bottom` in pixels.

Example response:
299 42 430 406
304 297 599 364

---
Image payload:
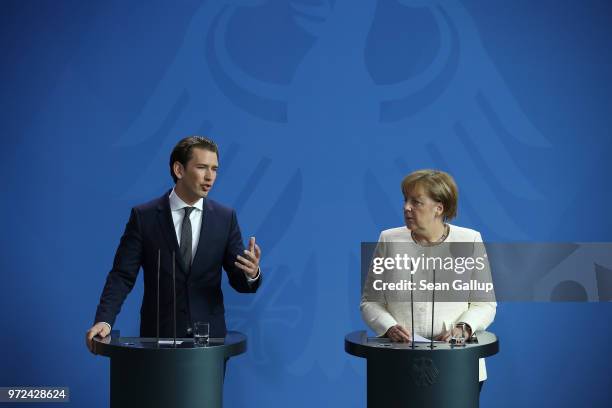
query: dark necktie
180 207 195 273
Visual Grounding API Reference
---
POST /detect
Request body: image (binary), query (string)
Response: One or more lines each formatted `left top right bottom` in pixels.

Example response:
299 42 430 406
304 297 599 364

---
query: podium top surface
345 330 498 359
93 330 246 359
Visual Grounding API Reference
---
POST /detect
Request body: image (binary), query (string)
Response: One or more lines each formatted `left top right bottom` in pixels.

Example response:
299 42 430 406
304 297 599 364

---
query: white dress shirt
169 189 204 262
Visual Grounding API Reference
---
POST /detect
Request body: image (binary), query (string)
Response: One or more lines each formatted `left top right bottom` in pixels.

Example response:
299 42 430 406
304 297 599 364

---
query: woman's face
403 185 444 232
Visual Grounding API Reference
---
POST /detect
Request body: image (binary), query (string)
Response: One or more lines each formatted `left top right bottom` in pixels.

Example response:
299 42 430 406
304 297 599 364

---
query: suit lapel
192 198 213 274
156 191 186 274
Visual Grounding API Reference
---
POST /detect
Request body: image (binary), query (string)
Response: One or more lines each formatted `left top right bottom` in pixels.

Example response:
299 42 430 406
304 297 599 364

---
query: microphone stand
156 249 160 347
172 251 177 348
410 262 415 349
430 268 436 349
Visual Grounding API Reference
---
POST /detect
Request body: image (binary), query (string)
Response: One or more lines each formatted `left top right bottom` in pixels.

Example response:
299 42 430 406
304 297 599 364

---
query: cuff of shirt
101 322 112 332
457 321 473 337
245 267 261 283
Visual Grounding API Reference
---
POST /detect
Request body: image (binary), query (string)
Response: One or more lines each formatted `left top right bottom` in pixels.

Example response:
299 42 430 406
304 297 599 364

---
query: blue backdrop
1 0 611 406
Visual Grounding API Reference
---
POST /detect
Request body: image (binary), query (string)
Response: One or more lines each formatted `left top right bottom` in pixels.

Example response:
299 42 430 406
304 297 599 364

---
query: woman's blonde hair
401 169 458 221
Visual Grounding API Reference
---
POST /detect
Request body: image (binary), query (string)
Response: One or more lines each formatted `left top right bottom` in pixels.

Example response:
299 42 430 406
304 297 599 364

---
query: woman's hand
435 323 472 342
385 325 412 343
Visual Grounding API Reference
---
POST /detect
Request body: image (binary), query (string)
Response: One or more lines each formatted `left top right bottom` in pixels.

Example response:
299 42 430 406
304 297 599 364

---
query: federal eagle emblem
411 357 440 387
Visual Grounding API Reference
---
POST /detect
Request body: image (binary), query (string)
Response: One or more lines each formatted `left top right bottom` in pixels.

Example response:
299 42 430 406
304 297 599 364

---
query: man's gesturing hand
235 236 261 279
385 324 412 343
85 322 110 354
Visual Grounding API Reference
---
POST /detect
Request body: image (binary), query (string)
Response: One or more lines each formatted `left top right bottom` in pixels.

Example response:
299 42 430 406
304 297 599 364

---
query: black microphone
430 268 436 349
156 249 160 346
172 251 176 347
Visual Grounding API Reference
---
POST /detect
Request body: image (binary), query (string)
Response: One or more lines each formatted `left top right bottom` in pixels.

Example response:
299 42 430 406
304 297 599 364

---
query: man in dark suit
86 136 261 352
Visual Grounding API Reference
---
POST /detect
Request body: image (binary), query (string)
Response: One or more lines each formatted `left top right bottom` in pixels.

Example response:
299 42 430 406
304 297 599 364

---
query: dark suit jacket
94 190 261 338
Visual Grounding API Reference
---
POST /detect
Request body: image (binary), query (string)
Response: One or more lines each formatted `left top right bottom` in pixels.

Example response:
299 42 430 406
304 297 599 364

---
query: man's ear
173 161 184 180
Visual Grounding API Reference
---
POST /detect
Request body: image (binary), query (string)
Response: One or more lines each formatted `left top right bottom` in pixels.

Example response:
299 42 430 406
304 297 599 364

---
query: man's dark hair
169 136 219 183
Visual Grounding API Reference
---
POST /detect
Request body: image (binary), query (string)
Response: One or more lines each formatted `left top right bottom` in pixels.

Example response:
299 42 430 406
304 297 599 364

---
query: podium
345 330 499 408
93 331 247 408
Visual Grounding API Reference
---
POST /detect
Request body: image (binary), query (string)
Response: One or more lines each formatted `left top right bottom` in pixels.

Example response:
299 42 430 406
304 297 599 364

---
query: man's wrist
246 267 260 282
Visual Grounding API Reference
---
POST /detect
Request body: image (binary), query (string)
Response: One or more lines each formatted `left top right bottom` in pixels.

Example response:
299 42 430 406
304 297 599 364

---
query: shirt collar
169 189 204 212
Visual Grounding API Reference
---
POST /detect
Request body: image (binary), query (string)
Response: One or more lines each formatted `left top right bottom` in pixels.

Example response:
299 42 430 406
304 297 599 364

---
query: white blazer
360 224 497 381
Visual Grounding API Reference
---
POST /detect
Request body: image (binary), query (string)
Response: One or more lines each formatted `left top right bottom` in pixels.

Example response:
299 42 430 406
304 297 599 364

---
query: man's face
175 147 218 200
403 185 443 232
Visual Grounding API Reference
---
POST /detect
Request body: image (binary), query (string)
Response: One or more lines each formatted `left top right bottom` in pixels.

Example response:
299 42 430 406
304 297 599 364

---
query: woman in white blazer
360 169 497 390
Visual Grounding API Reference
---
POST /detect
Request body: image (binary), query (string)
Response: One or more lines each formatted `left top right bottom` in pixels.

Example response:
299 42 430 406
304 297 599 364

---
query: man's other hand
86 322 110 354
